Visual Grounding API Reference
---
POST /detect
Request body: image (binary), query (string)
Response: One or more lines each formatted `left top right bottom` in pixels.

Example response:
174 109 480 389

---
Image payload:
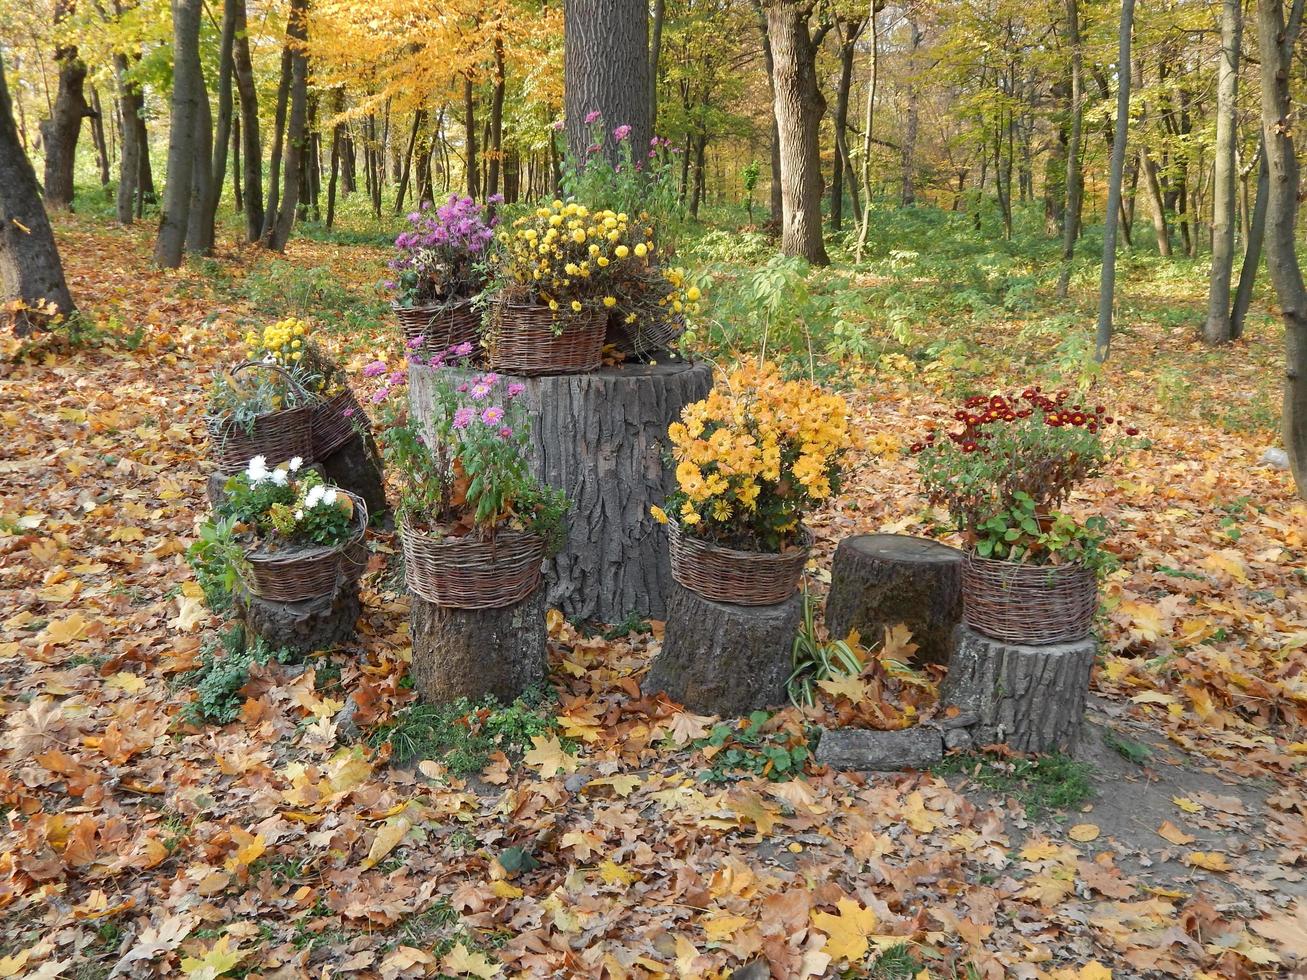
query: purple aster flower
470 382 491 400
506 382 525 399
371 386 391 404
551 119 565 131
481 406 505 426
456 382 469 393
342 407 355 418
452 407 474 430
498 426 513 439
584 109 601 124
406 335 425 350
613 124 631 141
453 342 474 357
363 360 388 378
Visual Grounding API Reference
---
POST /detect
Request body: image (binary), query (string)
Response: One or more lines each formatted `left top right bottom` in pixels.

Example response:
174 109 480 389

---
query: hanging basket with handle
206 361 315 475
240 491 369 603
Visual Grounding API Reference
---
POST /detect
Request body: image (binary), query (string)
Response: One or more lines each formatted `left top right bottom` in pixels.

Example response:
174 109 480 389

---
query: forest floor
1 214 1305 979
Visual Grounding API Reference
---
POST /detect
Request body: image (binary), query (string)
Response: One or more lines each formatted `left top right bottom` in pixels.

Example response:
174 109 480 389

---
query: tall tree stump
410 360 712 623
318 430 388 526
941 625 1095 754
409 589 547 705
234 582 362 657
644 584 802 717
824 534 963 665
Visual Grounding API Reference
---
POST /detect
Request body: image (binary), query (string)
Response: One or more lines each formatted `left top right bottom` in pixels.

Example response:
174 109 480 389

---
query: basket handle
231 359 319 405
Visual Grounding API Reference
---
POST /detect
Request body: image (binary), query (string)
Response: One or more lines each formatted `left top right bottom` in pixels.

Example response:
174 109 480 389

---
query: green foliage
185 514 243 611
695 712 810 784
238 257 388 323
557 118 683 236
218 464 357 550
1104 731 1153 765
933 750 1094 816
183 628 294 725
787 591 862 708
973 493 1115 573
207 363 311 435
869 943 926 979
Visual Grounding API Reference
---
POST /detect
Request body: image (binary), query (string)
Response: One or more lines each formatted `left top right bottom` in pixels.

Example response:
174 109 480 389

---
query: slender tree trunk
829 19 864 231
690 132 707 217
563 0 651 166
1055 0 1083 298
261 46 292 241
1204 0 1244 344
1256 0 1307 498
40 0 89 210
899 17 922 207
153 0 203 268
487 36 506 199
1095 0 1135 362
232 114 243 212
203 0 239 236
854 0 880 259
266 0 308 251
764 0 829 265
395 109 424 214
752 1 783 223
463 76 478 199
89 86 109 185
135 110 155 207
111 52 140 225
1230 141 1267 340
326 89 343 228
649 0 666 132
1 51 76 330
184 71 214 254
232 0 262 241
1139 149 1172 257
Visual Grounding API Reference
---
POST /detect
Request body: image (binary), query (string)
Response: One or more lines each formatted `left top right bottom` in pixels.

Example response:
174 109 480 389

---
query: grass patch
933 750 1093 816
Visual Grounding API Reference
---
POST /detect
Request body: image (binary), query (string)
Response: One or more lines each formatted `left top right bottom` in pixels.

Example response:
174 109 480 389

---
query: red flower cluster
910 387 1139 454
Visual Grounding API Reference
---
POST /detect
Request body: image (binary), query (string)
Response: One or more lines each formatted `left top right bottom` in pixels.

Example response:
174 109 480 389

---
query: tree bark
201 0 239 240
1230 141 1267 340
1055 0 1083 299
111 52 140 225
235 583 361 658
88 86 109 185
1255 0 1307 499
829 17 865 231
40 0 89 210
184 69 214 255
563 0 651 166
764 0 829 265
265 0 308 252
0 51 77 331
395 109 424 214
1138 148 1171 257
487 36 506 200
261 47 292 241
463 76 478 199
1094 0 1134 363
153 0 203 269
649 0 666 132
232 0 263 241
326 90 343 229
1203 0 1244 344
899 16 923 207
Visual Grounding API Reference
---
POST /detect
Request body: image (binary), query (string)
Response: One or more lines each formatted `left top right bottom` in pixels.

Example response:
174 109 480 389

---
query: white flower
271 469 289 486
246 455 270 483
294 509 304 520
323 488 338 506
288 456 303 472
304 485 324 508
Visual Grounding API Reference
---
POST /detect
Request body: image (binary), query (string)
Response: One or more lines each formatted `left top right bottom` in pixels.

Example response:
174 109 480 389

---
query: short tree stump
824 534 963 666
234 581 362 657
644 584 802 717
318 429 388 525
941 624 1095 754
409 589 547 705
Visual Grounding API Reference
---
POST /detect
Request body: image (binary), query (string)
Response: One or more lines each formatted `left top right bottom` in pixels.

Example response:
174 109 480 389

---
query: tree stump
234 581 362 657
644 584 802 717
941 625 1096 754
409 360 712 623
318 429 388 526
409 589 547 705
824 534 963 666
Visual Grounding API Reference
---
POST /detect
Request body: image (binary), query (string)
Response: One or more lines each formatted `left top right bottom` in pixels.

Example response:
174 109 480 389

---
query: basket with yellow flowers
486 200 656 374
652 362 852 605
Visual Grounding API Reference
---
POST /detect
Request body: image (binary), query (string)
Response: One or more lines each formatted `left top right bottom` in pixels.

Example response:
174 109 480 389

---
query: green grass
933 750 1093 816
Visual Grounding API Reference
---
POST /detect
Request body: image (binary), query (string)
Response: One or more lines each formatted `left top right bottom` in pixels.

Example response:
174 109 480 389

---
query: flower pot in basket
667 521 812 606
401 520 545 609
607 313 686 359
961 552 1097 645
310 387 366 460
486 298 606 376
206 361 314 475
240 492 369 603
393 300 482 353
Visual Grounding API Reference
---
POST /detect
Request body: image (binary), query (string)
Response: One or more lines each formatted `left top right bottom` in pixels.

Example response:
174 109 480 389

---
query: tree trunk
1203 0 1244 344
1230 141 1267 340
1094 0 1135 363
463 76 478 199
395 109 424 214
0 52 76 331
40 0 89 210
261 47 292 241
232 114 243 212
563 0 651 166
184 70 214 255
202 0 239 238
112 52 140 225
235 583 362 659
1255 0 1307 499
153 0 203 269
88 86 110 185
1139 149 1171 256
487 36 506 200
752 1 784 224
829 19 864 231
649 0 665 131
232 0 262 241
1055 0 1083 299
690 132 706 217
854 0 880 259
765 0 829 265
326 90 343 229
265 0 308 252
899 17 923 207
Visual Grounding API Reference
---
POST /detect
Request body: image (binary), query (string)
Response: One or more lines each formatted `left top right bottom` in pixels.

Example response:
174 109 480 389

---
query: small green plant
933 750 1093 816
603 612 652 640
695 711 809 783
870 943 925 978
741 159 760 221
973 492 1116 574
185 515 243 611
183 627 295 725
1103 731 1152 765
787 591 862 708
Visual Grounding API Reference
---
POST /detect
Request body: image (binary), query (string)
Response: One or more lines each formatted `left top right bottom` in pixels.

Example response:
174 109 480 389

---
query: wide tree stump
941 625 1095 754
409 589 547 705
824 534 963 666
234 582 362 657
644 584 802 717
410 360 712 623
318 430 388 525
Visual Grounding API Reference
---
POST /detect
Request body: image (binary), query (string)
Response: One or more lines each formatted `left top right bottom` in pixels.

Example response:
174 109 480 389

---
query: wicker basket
486 298 606 375
667 521 811 606
394 300 483 354
240 492 369 603
206 361 314 475
607 313 686 359
310 388 366 459
961 552 1097 645
401 520 545 609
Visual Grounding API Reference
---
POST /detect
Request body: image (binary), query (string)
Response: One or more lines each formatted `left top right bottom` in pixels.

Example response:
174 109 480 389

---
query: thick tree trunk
265 0 308 252
153 0 203 268
1230 141 1268 340
410 590 547 705
184 72 214 255
1094 0 1134 363
232 0 263 242
645 585 802 717
824 535 963 667
112 53 141 225
0 52 76 330
764 0 829 265
1203 0 1244 345
1055 0 1083 299
563 0 651 167
1139 149 1171 257
135 110 155 213
1256 0 1307 499
40 0 89 211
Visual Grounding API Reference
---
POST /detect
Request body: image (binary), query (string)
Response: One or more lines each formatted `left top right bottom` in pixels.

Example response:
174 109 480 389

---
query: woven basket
607 313 686 359
206 362 314 475
240 492 369 603
486 298 606 375
310 388 366 459
394 300 482 353
961 552 1097 645
401 520 545 609
667 521 811 606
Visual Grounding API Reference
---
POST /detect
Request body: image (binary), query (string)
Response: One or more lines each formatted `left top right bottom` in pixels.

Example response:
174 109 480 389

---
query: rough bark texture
235 582 362 657
153 0 203 269
824 534 963 666
266 0 308 252
1230 142 1268 340
1094 0 1134 362
1203 0 1243 345
564 0 650 167
112 52 141 225
815 727 944 771
318 431 388 526
0 54 76 329
184 74 215 255
941 625 1095 754
764 0 829 264
645 585 802 717
410 589 547 705
232 0 263 242
410 360 712 623
1054 0 1083 299
40 0 89 211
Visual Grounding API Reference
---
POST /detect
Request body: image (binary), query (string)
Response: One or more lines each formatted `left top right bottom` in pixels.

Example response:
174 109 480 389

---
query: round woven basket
206 362 314 475
486 298 606 375
394 300 482 353
401 520 545 609
607 313 686 359
240 492 369 603
961 552 1097 645
667 521 811 606
310 388 366 459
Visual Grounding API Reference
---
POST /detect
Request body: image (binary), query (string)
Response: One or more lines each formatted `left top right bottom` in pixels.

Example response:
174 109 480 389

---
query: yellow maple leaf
902 791 944 834
223 829 265 873
1184 851 1231 872
702 912 751 941
1172 796 1204 814
440 942 502 978
106 672 146 694
489 879 523 899
171 595 208 633
180 935 245 980
1019 837 1064 862
360 813 412 870
818 674 871 703
1157 820 1196 845
1118 599 1165 642
812 897 877 963
39 612 93 647
1068 824 1100 842
1077 962 1114 979
598 859 638 885
523 735 578 778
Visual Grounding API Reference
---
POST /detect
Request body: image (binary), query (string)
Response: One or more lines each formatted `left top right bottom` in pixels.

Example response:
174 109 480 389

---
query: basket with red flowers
911 387 1142 645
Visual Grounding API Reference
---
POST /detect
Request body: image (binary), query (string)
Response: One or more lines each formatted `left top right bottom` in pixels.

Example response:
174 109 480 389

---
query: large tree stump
410 360 712 623
644 584 802 717
234 582 362 657
941 625 1095 754
824 534 963 666
409 589 547 705
318 430 388 526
